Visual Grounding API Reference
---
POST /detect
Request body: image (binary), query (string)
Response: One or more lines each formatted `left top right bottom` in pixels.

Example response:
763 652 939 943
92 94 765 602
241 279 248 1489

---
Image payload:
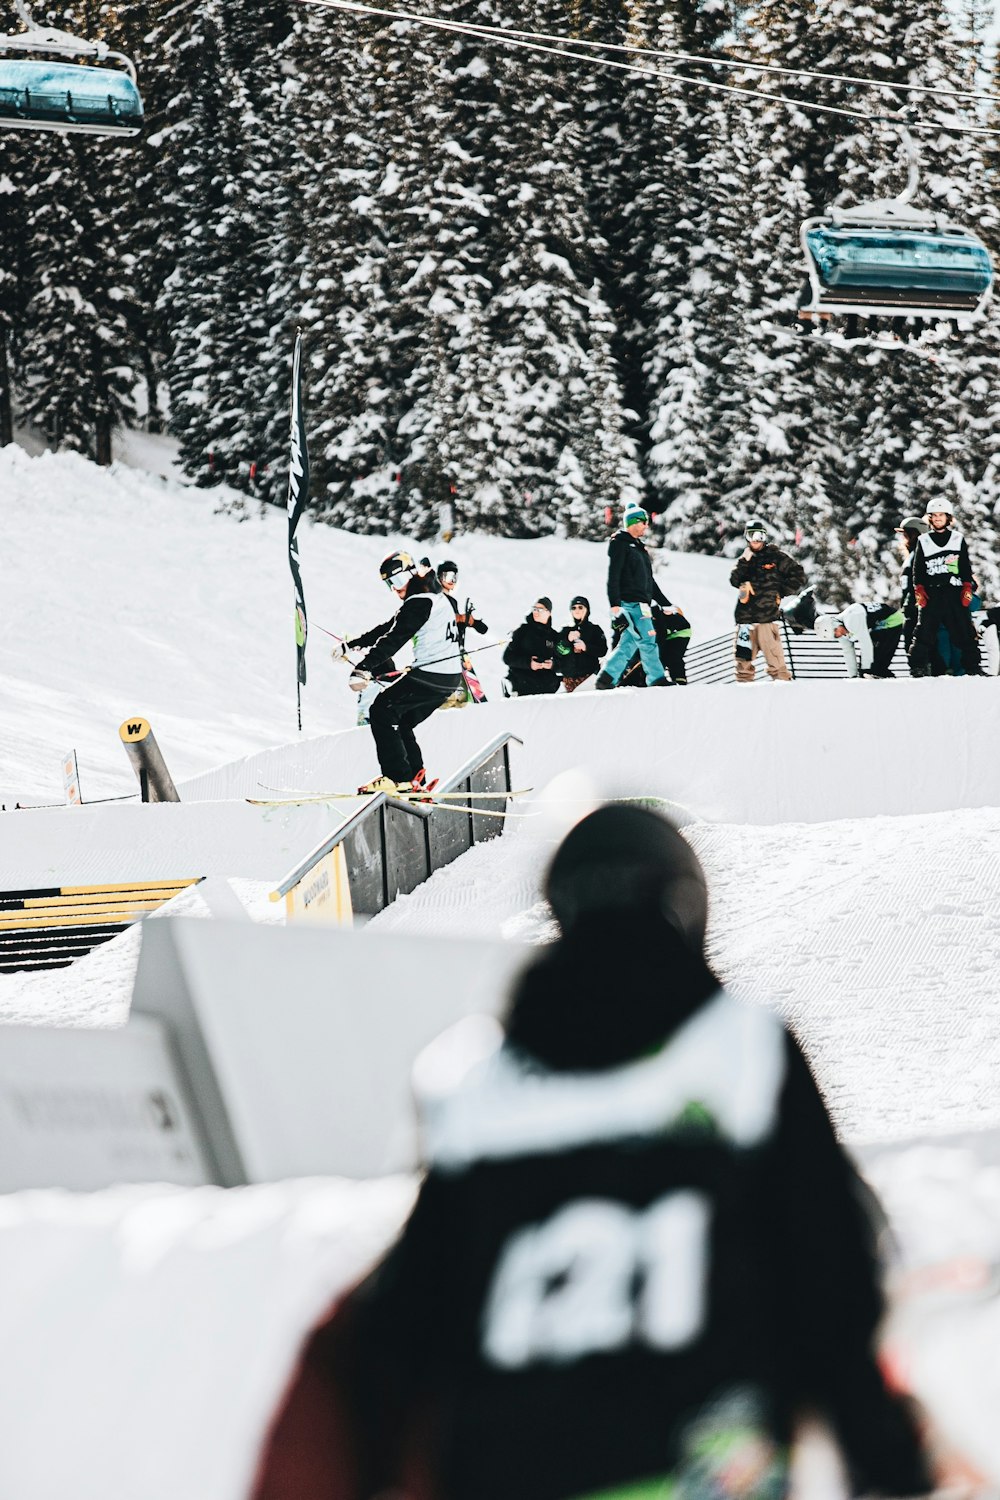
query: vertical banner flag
287 331 309 727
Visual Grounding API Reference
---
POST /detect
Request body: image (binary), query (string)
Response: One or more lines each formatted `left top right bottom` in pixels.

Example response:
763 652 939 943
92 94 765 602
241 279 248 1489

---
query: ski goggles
384 568 415 589
745 529 767 543
439 570 457 585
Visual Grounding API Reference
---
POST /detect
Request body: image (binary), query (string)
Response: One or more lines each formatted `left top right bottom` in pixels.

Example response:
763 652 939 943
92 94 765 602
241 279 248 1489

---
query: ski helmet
925 506 953 524
814 614 844 641
744 518 768 542
437 558 459 582
545 804 708 949
380 551 417 589
895 516 929 536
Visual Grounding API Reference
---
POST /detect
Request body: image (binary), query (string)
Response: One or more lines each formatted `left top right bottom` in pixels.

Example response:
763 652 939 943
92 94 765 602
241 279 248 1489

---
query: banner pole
286 329 310 731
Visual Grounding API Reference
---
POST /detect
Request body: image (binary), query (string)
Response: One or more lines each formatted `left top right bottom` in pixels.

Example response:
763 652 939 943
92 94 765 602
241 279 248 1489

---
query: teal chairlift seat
0 1 142 138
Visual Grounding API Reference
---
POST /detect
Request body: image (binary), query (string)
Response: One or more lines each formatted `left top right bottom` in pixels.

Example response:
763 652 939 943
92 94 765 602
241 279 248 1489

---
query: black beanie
570 595 589 611
535 596 553 612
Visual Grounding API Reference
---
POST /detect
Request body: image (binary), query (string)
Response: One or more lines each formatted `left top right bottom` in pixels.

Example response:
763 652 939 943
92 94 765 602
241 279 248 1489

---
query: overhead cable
296 0 1000 136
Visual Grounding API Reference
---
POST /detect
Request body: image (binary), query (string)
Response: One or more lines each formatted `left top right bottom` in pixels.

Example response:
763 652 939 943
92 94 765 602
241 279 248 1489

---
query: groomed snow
4 441 1000 1499
370 804 1000 1144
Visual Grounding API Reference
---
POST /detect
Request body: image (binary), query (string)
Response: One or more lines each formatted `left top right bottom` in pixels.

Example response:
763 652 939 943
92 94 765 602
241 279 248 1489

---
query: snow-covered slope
369 806 1000 1144
0 443 733 805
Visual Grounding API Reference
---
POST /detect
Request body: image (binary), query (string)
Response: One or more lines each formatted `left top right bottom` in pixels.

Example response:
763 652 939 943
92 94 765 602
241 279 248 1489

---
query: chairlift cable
295 0 1000 135
308 0 1000 108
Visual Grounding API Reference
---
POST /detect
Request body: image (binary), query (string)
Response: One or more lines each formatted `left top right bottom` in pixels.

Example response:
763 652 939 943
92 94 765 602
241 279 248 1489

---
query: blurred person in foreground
254 806 932 1500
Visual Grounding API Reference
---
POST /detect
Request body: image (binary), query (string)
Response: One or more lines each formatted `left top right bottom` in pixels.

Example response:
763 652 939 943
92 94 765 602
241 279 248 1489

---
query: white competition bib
411 592 462 674
918 529 965 582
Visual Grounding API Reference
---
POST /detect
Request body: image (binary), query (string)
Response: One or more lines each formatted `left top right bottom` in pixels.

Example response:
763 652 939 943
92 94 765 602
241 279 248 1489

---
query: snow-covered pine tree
715 0 847 571
268 3 416 531
156 0 288 494
0 139 30 447
620 0 751 552
812 0 1000 599
4 1 139 461
451 0 642 537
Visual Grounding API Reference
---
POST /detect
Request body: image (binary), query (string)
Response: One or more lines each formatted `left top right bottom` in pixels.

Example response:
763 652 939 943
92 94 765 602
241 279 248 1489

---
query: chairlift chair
798 125 993 343
0 0 143 138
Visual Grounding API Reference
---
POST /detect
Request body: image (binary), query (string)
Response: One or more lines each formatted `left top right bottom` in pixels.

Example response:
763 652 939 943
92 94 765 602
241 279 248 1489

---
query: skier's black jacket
607 531 670 610
340 922 930 1500
557 606 607 678
730 545 806 624
504 615 561 694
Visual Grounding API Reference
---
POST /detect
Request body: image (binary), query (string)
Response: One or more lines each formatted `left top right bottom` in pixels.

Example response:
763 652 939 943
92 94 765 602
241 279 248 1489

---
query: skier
894 515 929 653
594 505 671 691
557 596 607 692
436 560 489 706
814 603 904 677
729 520 805 682
438 559 489 645
334 552 463 793
503 597 561 696
908 507 983 677
255 805 934 1500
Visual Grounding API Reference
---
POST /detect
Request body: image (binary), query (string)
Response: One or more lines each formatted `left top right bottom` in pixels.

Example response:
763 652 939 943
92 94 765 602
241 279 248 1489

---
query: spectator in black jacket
503 598 561 696
730 519 806 682
894 516 928 653
595 506 671 690
557 596 608 692
255 806 935 1500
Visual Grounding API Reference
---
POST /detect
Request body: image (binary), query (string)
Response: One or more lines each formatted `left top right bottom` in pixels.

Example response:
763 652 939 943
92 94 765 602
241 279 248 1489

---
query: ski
462 660 488 704
248 786 531 807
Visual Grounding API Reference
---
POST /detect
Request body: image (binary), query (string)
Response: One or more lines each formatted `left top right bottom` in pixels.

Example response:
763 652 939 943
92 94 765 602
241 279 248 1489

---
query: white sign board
0 1015 213 1191
133 917 529 1182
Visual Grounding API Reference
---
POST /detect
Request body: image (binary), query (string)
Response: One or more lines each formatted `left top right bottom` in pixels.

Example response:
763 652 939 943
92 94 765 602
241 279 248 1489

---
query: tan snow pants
735 621 791 682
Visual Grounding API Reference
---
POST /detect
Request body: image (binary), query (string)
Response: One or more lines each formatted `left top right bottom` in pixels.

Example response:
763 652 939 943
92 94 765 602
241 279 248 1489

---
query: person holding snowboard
334 552 463 794
730 520 805 682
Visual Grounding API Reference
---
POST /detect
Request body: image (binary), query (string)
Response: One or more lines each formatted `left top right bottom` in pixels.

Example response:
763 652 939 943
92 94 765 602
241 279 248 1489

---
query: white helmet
814 614 843 641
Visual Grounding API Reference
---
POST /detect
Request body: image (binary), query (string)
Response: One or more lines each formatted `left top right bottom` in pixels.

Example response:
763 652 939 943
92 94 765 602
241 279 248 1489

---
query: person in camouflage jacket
729 521 806 682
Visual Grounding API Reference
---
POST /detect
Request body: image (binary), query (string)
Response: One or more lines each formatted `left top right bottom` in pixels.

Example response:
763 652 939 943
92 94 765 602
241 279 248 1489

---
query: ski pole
396 636 509 674
330 634 509 681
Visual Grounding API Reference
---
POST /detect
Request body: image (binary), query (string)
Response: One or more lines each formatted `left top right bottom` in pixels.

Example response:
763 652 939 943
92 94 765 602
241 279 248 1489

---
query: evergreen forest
2 0 1000 598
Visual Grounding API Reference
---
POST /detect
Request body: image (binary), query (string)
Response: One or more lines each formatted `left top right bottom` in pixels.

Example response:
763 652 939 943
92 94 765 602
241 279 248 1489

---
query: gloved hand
348 670 372 693
915 585 929 610
330 640 350 661
961 582 974 608
612 611 627 634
